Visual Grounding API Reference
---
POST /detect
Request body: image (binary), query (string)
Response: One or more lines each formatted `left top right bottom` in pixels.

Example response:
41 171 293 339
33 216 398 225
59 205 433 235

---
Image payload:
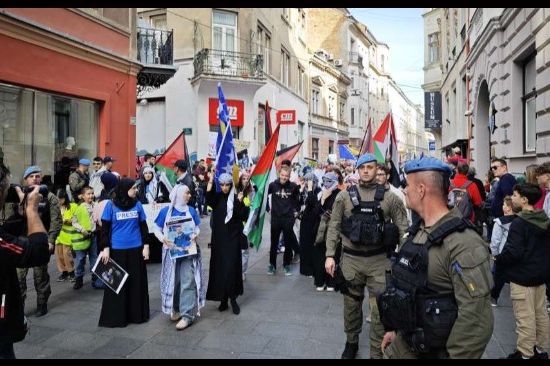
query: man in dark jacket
174 159 197 208
496 183 550 359
0 163 50 359
490 158 517 218
267 165 301 275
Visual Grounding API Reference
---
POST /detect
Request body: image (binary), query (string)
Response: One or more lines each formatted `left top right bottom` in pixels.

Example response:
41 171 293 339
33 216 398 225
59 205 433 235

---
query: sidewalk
15 216 520 358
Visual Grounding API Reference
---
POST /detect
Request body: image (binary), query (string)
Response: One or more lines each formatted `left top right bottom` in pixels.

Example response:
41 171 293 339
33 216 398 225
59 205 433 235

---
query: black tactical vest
378 217 473 354
341 184 385 247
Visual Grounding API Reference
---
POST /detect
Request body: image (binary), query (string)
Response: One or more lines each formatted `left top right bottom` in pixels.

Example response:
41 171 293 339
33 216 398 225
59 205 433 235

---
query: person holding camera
324 153 408 359
0 162 50 359
16 166 62 317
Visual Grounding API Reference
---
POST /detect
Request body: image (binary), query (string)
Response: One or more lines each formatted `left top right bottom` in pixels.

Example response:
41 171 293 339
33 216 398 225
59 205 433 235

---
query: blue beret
404 156 453 175
23 166 41 179
355 153 377 168
79 159 91 166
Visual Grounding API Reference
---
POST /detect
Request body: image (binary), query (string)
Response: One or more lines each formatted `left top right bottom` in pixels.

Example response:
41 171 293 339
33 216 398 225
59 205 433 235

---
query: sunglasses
490 166 500 170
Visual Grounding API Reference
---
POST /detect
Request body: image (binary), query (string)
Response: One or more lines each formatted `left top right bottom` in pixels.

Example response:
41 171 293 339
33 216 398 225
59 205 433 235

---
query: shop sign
276 110 296 125
209 98 244 127
424 91 442 129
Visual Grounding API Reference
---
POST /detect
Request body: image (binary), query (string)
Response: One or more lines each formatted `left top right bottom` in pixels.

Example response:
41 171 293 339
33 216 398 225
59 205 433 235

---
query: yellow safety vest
56 203 78 246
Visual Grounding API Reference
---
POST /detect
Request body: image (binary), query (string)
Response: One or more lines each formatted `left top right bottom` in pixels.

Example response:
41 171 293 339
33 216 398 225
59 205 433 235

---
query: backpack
448 181 474 219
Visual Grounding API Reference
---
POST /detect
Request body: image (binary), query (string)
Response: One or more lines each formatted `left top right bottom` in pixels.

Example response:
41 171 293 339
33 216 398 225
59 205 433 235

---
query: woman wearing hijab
138 166 170 204
153 184 205 331
313 172 341 291
98 178 150 327
298 172 321 277
205 172 249 314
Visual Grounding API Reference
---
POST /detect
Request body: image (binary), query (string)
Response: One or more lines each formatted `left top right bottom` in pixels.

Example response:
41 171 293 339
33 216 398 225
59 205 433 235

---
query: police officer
325 153 409 359
16 166 62 317
379 156 493 359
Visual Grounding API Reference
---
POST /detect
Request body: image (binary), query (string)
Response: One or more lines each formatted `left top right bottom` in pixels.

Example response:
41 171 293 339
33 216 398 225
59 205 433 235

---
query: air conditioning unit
334 59 343 67
328 53 334 61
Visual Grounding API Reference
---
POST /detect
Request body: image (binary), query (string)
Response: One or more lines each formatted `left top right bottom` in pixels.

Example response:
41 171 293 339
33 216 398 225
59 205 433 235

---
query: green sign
183 128 192 135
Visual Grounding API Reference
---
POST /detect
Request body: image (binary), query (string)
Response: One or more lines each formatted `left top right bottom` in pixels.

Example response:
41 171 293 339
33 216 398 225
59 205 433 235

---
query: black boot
341 342 358 359
218 299 228 312
230 298 240 315
533 346 549 359
73 276 83 290
35 303 48 317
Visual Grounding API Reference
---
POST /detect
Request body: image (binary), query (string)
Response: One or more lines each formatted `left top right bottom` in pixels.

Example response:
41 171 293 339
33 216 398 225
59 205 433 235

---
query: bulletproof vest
341 184 385 247
378 217 474 354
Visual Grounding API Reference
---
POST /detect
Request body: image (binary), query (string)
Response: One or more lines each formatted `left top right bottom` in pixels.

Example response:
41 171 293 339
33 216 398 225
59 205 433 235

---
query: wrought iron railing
137 27 173 65
349 52 363 65
193 49 264 79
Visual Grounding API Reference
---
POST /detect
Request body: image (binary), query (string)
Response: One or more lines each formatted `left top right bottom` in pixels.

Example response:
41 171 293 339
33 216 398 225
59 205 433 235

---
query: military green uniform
16 192 61 310
326 182 408 358
383 209 494 359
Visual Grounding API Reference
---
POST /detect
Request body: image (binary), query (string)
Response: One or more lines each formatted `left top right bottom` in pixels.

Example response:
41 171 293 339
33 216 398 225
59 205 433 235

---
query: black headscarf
111 178 137 210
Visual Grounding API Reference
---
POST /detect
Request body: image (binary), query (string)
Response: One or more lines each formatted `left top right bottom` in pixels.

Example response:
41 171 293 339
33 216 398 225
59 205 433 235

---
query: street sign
183 128 192 135
429 141 436 151
276 110 296 125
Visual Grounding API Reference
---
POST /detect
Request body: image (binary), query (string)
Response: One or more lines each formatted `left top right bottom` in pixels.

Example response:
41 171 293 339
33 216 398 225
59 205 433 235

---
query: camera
6 184 49 203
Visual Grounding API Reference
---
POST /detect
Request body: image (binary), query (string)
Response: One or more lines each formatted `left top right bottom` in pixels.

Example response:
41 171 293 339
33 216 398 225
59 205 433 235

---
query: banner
425 91 442 129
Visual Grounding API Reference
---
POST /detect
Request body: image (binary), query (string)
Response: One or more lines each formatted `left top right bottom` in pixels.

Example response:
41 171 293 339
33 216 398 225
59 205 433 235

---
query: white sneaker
170 311 181 322
316 286 325 291
326 287 335 292
176 318 190 330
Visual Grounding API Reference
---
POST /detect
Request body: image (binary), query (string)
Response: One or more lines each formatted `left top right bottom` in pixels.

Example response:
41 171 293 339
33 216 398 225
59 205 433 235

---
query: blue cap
355 153 377 168
79 159 91 166
404 156 453 175
23 165 41 179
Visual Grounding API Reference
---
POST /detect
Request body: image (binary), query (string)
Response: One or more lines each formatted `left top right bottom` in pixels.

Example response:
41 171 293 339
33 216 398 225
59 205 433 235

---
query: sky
349 8 425 107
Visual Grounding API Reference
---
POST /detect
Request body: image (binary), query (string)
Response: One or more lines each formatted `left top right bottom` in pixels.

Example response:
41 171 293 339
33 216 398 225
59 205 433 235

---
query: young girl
54 189 77 282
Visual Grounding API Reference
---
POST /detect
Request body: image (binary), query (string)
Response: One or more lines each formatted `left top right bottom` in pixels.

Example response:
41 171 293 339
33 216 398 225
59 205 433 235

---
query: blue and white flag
216 83 230 156
338 144 357 161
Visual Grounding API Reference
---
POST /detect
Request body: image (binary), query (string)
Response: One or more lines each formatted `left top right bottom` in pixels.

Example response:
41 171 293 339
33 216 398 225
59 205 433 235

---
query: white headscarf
169 183 190 213
143 166 159 203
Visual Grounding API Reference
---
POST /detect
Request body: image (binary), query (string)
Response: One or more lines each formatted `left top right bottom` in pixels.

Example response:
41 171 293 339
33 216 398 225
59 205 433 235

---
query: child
489 195 517 306
71 186 97 290
54 189 77 282
496 183 550 359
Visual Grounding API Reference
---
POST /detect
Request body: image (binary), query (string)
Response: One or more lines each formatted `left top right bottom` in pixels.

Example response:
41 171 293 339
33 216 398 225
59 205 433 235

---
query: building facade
136 8 309 161
423 8 550 176
0 8 141 181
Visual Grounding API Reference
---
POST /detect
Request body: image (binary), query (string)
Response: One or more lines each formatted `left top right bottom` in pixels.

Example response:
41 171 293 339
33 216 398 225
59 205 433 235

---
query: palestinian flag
373 113 400 187
243 123 281 250
275 140 303 171
264 100 273 144
155 131 190 190
358 117 375 157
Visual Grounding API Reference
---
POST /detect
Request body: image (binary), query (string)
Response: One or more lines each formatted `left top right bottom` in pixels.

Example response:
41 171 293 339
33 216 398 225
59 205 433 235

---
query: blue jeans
173 256 197 323
74 236 99 278
0 342 15 359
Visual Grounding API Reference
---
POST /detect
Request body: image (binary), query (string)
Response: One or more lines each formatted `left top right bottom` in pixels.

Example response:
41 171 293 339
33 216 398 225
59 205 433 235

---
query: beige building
307 50 351 162
136 8 309 160
423 8 550 176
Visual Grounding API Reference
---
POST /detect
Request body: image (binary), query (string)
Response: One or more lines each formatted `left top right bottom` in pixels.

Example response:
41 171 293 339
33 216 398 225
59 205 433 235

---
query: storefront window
0 83 98 187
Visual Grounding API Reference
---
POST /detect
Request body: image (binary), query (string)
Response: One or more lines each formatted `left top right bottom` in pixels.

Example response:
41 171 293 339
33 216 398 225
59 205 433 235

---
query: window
0 82 98 186
150 15 167 30
312 138 319 160
311 89 320 115
445 93 450 123
351 107 355 125
428 32 439 64
381 55 385 70
212 10 237 52
281 48 291 87
257 23 271 74
523 53 537 152
298 65 305 97
328 140 334 154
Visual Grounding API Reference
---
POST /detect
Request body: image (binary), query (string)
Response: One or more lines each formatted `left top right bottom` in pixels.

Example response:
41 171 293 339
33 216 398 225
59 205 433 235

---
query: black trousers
490 263 507 301
270 217 300 268
313 241 341 288
0 342 15 359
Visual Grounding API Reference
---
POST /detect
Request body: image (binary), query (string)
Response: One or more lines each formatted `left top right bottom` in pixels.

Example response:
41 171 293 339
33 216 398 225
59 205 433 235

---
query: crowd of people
1 148 550 359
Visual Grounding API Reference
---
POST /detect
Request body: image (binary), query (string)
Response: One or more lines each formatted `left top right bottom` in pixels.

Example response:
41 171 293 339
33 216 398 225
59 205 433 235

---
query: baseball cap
103 156 115 164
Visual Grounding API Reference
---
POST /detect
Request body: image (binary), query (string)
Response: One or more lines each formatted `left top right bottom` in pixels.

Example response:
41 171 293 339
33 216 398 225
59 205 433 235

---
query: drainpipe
466 8 472 163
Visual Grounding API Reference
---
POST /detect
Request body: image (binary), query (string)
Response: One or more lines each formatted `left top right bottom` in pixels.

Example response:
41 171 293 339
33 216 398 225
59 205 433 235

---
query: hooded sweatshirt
497 209 550 286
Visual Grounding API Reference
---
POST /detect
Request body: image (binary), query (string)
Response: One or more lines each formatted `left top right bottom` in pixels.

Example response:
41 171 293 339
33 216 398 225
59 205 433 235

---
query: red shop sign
208 98 245 127
276 110 296 125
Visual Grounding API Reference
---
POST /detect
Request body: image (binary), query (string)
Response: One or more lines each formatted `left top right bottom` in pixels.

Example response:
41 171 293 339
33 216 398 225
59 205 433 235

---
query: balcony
136 27 176 97
193 49 265 81
349 52 363 67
